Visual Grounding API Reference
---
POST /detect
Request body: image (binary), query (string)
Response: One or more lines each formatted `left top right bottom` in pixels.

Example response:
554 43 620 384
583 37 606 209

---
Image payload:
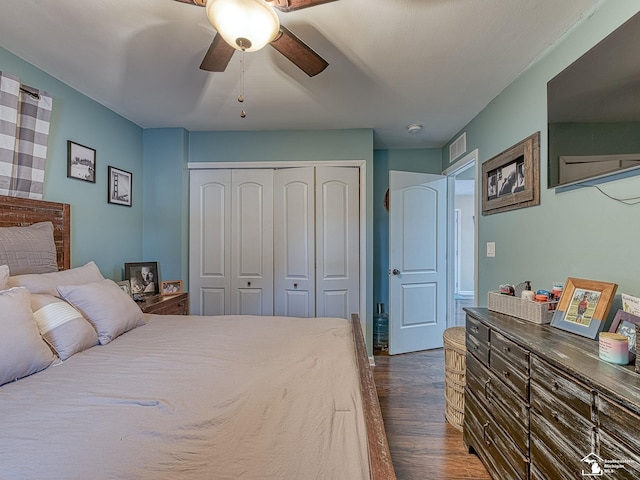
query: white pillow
0 287 56 386
57 279 146 345
8 261 104 297
31 294 99 361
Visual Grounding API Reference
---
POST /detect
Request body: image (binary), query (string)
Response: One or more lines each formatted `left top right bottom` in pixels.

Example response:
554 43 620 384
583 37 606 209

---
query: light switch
487 242 495 257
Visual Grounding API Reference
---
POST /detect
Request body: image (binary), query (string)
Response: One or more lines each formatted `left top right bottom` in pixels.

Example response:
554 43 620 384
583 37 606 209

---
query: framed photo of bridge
108 166 132 207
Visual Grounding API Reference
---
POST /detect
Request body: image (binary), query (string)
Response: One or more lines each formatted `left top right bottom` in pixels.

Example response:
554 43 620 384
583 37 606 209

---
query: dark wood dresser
464 307 640 480
139 293 189 315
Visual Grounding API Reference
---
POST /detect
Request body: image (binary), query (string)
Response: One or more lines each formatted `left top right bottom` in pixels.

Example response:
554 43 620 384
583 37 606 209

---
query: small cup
521 290 535 301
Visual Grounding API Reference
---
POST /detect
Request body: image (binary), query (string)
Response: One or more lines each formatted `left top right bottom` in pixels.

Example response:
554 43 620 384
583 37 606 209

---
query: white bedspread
0 315 370 480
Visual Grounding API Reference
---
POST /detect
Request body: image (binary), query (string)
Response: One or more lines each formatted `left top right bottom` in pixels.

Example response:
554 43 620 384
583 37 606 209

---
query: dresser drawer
490 347 529 401
466 315 490 366
530 355 594 443
598 428 640 479
465 389 529 480
466 353 529 454
597 394 640 454
531 417 593 480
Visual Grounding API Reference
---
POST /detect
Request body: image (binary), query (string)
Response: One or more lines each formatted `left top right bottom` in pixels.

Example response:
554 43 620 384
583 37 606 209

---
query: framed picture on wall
108 166 132 207
67 141 96 183
481 132 540 215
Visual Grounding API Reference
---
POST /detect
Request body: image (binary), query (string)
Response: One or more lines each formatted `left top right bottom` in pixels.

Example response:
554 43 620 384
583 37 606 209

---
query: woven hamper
443 326 466 431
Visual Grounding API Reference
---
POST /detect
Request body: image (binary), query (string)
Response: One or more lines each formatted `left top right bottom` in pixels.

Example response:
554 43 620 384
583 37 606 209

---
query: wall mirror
547 11 640 188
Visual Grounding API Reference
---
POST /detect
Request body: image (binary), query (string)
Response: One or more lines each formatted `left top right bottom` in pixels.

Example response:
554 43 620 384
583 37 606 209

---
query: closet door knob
247 281 251 287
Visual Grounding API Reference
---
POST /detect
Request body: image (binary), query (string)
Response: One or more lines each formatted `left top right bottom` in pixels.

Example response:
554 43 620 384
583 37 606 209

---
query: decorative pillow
57 279 146 345
0 222 58 275
0 264 8 290
8 261 104 297
0 287 56 386
31 294 99 361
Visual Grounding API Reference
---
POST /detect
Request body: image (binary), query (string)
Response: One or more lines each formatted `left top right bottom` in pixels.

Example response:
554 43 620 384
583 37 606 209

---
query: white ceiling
0 0 601 149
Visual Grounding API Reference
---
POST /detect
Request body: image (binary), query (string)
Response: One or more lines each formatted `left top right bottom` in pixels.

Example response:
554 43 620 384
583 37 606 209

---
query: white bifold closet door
190 166 358 318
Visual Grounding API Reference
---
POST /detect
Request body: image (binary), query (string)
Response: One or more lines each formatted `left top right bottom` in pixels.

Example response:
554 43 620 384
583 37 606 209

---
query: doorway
445 150 478 327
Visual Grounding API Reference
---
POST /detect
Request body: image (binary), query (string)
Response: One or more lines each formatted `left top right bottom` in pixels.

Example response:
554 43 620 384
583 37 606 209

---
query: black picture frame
67 141 96 183
108 166 132 207
124 262 159 296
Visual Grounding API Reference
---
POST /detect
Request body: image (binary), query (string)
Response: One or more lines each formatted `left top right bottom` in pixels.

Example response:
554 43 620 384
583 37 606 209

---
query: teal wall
0 47 143 279
442 0 640 314
372 148 442 314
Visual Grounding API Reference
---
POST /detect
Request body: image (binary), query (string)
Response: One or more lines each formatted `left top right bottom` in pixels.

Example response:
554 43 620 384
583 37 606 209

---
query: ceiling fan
175 0 338 77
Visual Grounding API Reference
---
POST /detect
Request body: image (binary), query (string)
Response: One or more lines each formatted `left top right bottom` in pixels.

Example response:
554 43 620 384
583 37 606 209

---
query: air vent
449 133 467 163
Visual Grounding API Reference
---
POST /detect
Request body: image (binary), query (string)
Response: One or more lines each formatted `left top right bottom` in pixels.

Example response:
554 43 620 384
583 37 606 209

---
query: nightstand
139 293 189 315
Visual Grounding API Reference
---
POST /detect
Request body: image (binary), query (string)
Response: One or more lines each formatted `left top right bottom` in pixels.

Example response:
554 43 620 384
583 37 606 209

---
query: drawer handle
553 381 560 391
482 422 491 445
484 379 491 401
551 411 559 421
471 326 479 333
503 346 510 353
502 370 509 377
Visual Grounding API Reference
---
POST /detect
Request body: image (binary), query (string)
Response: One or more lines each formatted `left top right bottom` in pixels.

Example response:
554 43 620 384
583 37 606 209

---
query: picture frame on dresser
161 280 182 296
116 280 132 297
608 309 640 357
124 261 159 296
551 277 617 339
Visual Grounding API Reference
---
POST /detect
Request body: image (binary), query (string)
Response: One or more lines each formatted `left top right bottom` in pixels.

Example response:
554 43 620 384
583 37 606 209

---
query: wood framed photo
608 309 640 357
124 261 159 296
481 131 540 215
551 277 618 339
161 280 183 296
108 166 132 207
67 141 96 183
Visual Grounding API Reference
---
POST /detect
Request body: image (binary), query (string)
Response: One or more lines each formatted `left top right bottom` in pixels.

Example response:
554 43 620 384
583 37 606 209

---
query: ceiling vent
449 132 467 163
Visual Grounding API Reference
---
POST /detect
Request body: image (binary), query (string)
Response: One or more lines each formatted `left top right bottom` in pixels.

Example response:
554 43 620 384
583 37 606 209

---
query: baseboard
369 355 376 367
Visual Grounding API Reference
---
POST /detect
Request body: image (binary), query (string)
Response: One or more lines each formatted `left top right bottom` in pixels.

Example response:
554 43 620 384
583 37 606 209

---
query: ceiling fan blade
270 26 328 77
199 34 236 72
174 0 206 6
270 0 339 12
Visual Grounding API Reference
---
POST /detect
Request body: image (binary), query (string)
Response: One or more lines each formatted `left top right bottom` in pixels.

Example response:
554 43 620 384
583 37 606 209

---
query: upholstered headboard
0 196 71 270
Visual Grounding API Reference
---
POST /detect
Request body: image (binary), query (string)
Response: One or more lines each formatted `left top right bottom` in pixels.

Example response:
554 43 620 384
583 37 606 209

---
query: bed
0 195 395 480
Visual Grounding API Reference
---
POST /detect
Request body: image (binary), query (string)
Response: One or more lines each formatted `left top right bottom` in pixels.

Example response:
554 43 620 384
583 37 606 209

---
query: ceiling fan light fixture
206 0 280 52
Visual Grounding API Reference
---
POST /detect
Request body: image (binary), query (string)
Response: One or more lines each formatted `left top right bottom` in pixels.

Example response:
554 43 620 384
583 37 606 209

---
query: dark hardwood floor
373 296 489 479
373 349 490 479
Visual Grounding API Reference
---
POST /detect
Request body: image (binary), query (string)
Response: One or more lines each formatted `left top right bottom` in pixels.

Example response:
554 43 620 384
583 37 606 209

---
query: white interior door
189 169 231 316
389 170 447 354
231 169 274 315
273 167 315 317
315 166 359 319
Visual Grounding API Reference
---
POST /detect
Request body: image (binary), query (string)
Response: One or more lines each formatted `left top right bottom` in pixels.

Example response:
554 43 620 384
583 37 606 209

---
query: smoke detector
407 123 423 134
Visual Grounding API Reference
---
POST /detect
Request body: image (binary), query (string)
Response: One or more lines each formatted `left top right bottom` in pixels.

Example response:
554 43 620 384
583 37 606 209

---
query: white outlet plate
487 242 496 257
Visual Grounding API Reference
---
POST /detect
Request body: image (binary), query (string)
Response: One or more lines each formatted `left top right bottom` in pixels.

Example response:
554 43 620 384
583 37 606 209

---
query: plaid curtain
0 71 53 199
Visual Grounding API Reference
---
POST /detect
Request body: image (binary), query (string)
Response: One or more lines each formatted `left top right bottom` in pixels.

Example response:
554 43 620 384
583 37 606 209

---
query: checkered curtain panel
0 71 52 199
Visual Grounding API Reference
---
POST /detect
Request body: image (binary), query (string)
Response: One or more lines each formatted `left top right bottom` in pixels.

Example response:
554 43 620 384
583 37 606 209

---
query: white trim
188 159 368 331
189 160 365 169
444 149 479 327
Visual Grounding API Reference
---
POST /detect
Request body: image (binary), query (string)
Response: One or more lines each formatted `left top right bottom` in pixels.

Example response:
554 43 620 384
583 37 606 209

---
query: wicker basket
487 291 556 324
443 326 466 431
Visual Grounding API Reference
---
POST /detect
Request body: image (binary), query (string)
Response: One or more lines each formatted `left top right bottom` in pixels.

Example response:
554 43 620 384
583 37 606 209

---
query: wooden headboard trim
0 195 71 270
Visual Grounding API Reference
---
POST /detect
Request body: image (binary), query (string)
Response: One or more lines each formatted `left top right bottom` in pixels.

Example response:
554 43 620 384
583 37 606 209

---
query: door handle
391 269 400 275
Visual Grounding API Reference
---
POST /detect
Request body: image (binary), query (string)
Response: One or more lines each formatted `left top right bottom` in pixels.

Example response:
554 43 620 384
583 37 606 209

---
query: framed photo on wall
551 277 617 339
108 166 132 207
67 141 96 183
124 262 159 296
481 131 540 215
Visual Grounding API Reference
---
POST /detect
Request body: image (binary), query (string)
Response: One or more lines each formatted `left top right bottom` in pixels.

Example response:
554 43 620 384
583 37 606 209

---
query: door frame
188 160 367 331
443 149 479 327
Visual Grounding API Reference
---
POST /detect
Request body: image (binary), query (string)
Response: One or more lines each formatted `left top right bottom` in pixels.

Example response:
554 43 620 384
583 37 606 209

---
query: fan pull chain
238 47 246 118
